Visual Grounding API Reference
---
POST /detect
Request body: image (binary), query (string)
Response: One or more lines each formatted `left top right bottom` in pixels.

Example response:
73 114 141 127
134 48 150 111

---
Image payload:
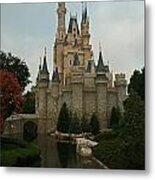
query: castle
34 2 127 133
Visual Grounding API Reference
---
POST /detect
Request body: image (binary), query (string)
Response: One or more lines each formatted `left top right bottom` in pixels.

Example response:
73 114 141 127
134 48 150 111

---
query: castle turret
96 49 108 129
37 49 49 133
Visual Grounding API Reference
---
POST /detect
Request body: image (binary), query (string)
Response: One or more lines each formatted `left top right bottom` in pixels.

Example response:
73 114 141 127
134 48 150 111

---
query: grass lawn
0 140 40 167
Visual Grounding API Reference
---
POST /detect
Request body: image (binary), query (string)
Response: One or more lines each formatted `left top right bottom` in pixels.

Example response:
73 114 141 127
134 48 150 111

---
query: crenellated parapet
114 73 127 87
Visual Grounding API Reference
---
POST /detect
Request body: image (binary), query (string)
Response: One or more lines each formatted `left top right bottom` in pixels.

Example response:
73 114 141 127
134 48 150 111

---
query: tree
69 113 81 134
128 67 145 100
89 113 99 135
113 68 145 169
0 51 31 89
0 70 23 134
81 116 90 133
23 91 35 114
57 102 70 133
114 91 145 169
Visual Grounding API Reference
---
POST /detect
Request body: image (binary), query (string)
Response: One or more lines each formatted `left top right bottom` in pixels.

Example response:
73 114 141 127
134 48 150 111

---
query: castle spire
96 43 105 72
42 47 49 74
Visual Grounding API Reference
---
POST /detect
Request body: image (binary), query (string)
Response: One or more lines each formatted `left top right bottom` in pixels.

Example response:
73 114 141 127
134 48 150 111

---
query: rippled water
37 134 104 169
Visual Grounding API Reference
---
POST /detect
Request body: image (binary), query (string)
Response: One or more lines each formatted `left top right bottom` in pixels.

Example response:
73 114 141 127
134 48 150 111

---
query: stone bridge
3 114 38 136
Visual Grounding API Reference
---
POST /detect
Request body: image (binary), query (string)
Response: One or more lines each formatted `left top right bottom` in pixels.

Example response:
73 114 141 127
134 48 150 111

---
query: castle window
70 60 72 65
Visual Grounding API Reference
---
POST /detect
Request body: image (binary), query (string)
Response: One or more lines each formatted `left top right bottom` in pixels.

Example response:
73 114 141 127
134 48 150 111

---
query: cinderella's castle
34 2 127 133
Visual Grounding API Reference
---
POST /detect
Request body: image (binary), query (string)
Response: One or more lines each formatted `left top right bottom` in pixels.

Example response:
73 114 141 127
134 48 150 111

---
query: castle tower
54 2 66 83
81 2 92 64
96 48 108 129
37 48 49 133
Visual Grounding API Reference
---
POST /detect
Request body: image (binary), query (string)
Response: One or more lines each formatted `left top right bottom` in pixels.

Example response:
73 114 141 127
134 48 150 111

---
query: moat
1 134 104 169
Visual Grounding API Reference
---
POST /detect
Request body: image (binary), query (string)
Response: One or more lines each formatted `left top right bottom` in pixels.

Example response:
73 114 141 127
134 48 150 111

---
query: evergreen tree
114 91 145 169
69 113 81 134
128 67 145 100
23 91 35 114
89 113 99 135
81 116 90 133
57 102 70 133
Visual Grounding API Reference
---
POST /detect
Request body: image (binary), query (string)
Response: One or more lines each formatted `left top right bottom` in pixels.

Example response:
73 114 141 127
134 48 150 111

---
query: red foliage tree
0 69 23 134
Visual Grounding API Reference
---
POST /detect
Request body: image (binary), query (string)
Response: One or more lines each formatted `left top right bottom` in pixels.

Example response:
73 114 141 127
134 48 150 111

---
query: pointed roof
96 50 104 72
41 48 49 74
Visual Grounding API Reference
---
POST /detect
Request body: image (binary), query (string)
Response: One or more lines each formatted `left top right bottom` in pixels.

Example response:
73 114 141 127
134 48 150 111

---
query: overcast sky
1 0 144 91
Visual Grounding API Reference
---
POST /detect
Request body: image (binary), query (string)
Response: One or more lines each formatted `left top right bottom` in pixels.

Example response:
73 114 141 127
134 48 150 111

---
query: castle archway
23 121 38 141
